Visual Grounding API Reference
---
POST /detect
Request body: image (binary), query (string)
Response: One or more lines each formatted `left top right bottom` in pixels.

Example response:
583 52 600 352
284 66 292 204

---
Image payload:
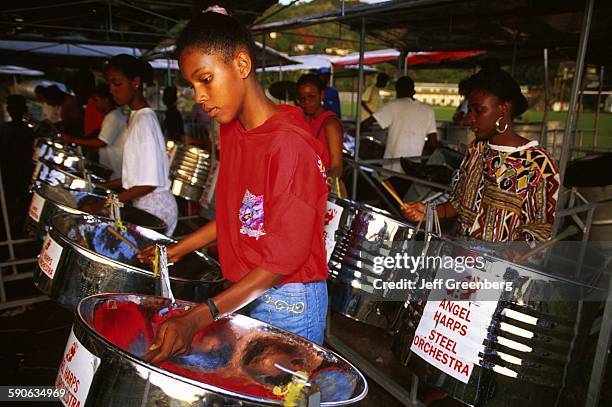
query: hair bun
204 5 228 15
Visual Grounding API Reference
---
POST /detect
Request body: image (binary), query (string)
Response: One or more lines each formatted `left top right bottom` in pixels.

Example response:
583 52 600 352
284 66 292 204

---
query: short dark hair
7 94 27 115
105 54 153 85
395 76 415 98
297 74 324 92
91 83 112 100
376 72 390 87
44 85 65 106
465 67 528 118
176 11 256 63
163 86 178 106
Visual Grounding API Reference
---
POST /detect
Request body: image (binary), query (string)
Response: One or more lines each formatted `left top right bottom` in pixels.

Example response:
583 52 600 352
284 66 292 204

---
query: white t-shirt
374 98 437 172
122 107 171 192
98 108 127 179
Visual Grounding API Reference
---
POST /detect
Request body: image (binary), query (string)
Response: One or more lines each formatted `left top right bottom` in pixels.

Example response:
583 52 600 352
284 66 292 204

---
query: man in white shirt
362 76 438 173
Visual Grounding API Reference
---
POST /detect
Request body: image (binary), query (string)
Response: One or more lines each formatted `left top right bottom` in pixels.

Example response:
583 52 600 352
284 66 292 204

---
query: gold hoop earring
495 116 508 133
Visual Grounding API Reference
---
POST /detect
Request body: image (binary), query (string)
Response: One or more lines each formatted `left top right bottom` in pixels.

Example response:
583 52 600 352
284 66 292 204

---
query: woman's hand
401 202 426 222
137 242 184 265
146 309 208 364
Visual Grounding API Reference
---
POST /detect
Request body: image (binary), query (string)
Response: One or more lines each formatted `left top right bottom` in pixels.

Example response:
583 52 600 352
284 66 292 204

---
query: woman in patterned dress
402 68 559 242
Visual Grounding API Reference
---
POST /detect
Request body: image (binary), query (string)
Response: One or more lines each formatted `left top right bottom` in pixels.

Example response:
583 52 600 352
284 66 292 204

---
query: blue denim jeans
246 281 328 345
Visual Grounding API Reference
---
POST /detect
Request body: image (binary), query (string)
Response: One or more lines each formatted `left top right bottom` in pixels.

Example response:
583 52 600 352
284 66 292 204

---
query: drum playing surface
79 294 367 405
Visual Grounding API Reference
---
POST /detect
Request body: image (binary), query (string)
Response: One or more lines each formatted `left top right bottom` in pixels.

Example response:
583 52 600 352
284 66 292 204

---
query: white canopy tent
0 40 142 58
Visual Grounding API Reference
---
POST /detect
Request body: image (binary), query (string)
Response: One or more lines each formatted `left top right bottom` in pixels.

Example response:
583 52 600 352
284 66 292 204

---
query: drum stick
516 225 579 262
370 171 405 207
106 226 141 253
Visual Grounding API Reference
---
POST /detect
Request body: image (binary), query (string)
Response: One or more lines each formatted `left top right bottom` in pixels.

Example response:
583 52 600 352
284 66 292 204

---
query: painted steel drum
325 196 427 329
31 159 107 189
33 138 113 180
33 213 224 309
169 144 211 201
58 293 367 406
25 182 167 241
391 237 604 406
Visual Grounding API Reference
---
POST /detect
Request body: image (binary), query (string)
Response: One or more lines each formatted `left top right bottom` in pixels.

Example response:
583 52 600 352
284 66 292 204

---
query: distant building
413 82 529 107
414 83 462 107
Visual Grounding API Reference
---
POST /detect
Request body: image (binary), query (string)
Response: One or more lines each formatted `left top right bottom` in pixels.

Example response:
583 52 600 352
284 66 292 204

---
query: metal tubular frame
556 0 595 206
0 164 44 310
351 17 366 200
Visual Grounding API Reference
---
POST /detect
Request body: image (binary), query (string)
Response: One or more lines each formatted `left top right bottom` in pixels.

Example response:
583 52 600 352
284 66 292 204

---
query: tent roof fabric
252 0 612 66
1 1 277 49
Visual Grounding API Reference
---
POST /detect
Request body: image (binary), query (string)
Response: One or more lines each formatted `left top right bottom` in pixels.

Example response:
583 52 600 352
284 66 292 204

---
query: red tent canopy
406 50 484 66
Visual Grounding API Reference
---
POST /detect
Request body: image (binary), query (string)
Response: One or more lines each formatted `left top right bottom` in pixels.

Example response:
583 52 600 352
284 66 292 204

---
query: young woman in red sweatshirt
140 8 330 362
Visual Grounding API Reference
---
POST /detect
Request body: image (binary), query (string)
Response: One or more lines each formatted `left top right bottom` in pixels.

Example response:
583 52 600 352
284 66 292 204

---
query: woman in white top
62 84 127 178
99 54 178 235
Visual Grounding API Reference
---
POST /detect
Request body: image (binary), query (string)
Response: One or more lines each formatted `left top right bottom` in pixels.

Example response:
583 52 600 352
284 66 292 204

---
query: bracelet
206 297 221 321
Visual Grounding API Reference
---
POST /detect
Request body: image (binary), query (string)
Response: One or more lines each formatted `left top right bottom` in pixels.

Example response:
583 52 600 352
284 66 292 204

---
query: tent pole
352 17 366 200
593 66 604 147
555 0 594 214
510 35 518 76
540 48 549 149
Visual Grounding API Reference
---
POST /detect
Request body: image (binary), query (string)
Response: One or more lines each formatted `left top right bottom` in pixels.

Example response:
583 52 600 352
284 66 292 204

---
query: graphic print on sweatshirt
239 189 266 240
317 156 327 180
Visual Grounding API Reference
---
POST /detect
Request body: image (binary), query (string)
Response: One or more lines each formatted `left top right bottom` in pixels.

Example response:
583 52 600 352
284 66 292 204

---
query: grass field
342 102 612 148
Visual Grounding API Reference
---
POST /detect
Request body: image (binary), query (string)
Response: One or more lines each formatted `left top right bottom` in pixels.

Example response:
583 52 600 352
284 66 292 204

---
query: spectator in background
62 84 127 178
318 68 341 118
361 76 437 197
297 74 344 183
189 103 215 148
163 86 185 142
361 72 389 120
72 68 104 138
0 95 35 228
46 85 84 138
452 78 470 126
34 85 61 124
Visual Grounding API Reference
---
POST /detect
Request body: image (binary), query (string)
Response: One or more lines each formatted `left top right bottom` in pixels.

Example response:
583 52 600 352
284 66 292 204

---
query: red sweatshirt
216 105 329 284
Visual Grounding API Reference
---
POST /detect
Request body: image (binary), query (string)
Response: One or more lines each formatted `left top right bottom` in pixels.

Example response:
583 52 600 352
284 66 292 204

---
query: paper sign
38 235 63 279
56 328 101 407
410 257 503 383
28 191 46 222
323 201 344 263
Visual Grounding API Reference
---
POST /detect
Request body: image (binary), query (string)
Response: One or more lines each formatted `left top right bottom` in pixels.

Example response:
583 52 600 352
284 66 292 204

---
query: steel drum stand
0 165 46 310
323 205 440 407
324 315 420 407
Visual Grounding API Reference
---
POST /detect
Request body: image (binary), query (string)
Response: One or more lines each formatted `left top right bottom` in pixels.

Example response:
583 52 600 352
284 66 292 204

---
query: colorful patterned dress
449 140 559 242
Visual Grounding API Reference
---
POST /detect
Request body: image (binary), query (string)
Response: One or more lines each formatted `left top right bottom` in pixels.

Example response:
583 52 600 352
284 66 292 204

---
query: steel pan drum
169 144 211 201
33 213 223 309
392 237 604 406
25 182 167 241
59 294 367 406
31 159 107 189
326 196 426 329
33 138 113 180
